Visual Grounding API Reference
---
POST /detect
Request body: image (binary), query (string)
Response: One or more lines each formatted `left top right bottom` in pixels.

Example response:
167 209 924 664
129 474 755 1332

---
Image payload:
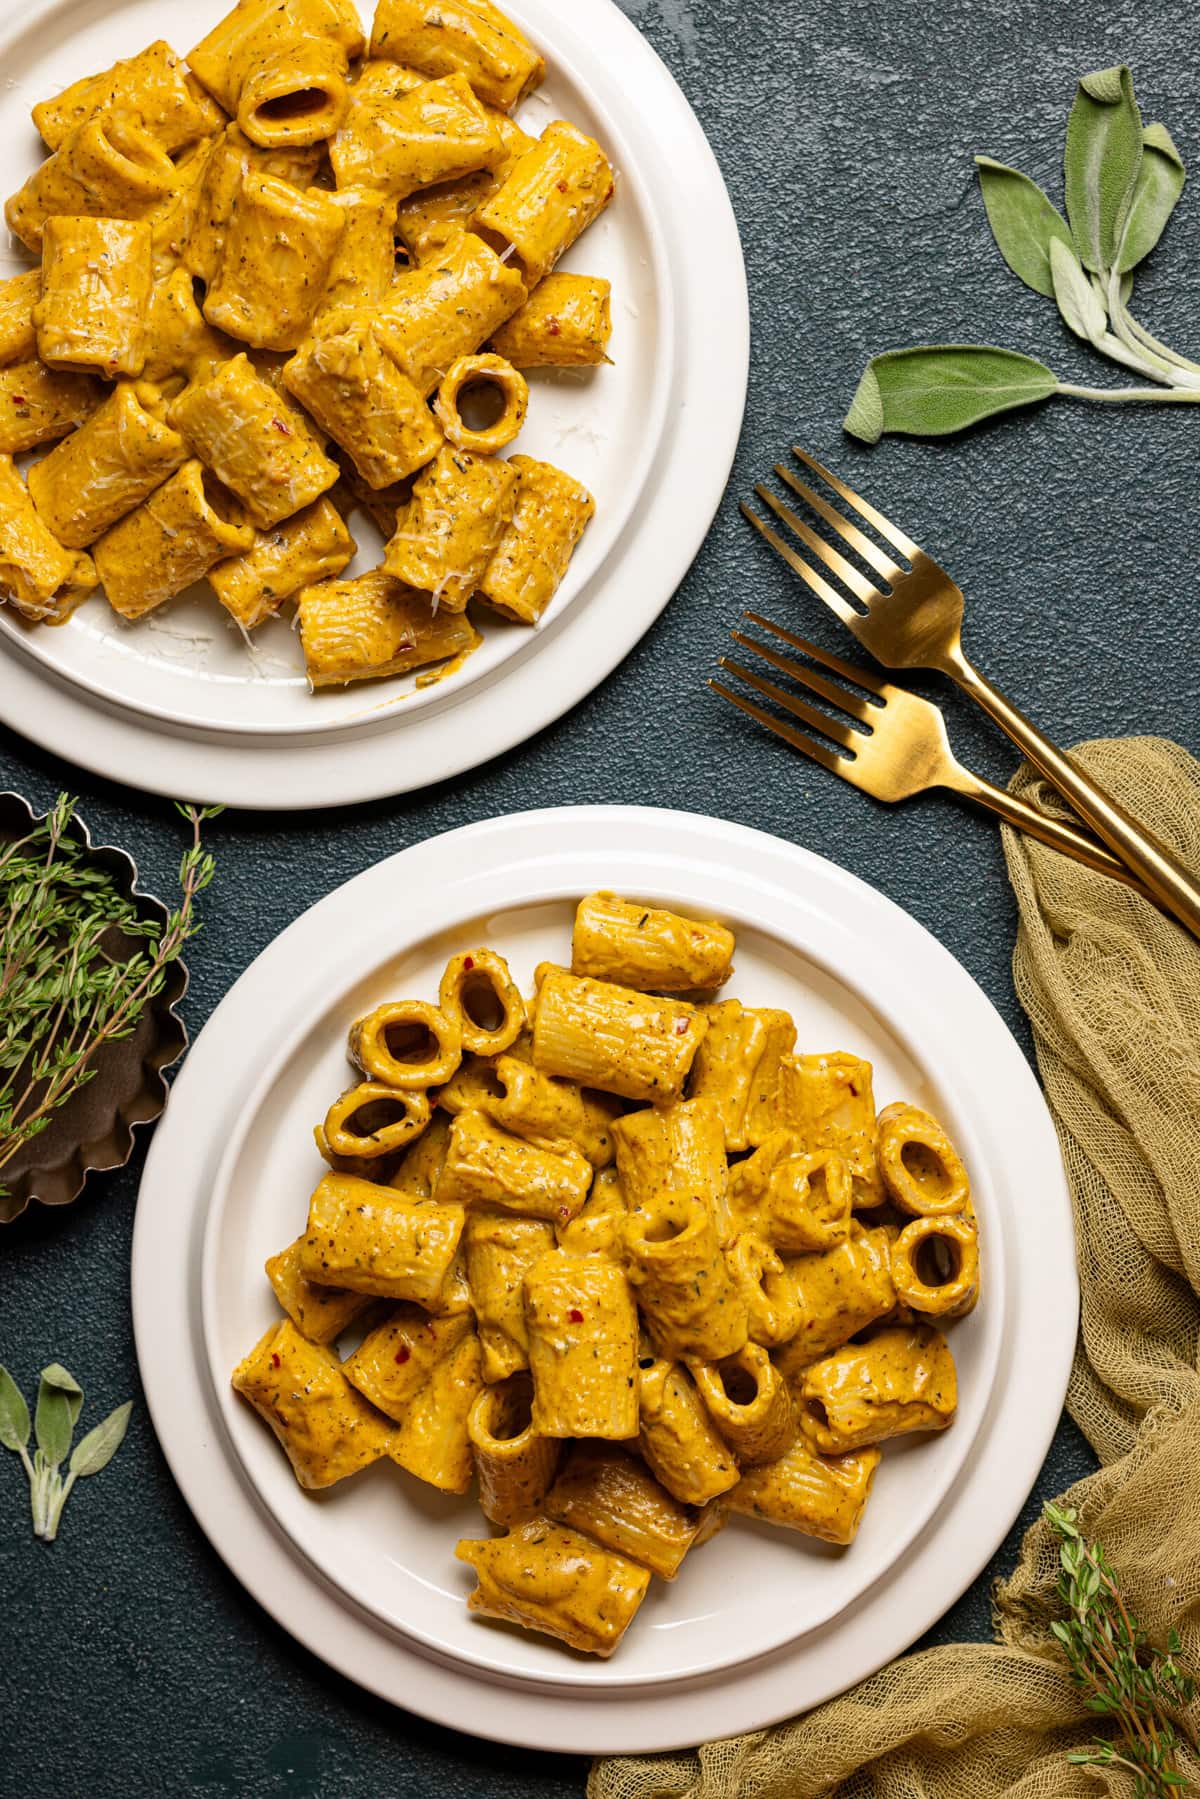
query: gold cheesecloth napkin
591 737 1200 1799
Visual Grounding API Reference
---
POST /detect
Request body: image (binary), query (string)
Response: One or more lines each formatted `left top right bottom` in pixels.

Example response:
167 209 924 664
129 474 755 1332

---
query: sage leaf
974 156 1074 296
34 1363 83 1468
1116 122 1186 272
1049 238 1108 344
843 346 1058 441
1064 65 1143 272
0 1366 30 1451
69 1401 132 1478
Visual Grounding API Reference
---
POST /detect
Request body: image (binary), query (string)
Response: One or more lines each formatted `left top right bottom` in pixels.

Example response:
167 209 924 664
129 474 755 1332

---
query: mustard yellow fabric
591 737 1200 1799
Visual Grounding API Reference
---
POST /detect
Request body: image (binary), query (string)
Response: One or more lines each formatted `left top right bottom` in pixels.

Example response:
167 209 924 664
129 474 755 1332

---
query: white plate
132 807 1077 1750
0 0 747 804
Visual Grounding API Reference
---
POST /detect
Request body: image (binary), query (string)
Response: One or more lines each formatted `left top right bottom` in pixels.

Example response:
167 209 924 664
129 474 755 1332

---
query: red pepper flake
674 1018 689 1035
546 317 561 337
555 179 568 193
567 1307 584 1323
463 955 474 970
11 396 25 406
557 1205 571 1220
394 1345 411 1365
271 416 292 436
270 1352 281 1368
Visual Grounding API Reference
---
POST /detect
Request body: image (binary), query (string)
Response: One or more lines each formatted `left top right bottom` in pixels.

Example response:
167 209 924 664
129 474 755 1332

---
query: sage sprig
1046 1501 1197 1796
845 66 1200 441
0 1362 131 1541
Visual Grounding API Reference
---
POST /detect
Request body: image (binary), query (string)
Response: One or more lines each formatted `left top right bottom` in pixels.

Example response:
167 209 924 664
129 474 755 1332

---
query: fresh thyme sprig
0 1362 131 1541
0 797 220 1200
845 65 1200 440
1046 1501 1196 1796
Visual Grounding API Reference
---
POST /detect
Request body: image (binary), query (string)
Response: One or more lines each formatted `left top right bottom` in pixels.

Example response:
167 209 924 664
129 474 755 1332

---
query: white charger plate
0 0 747 804
132 807 1078 1751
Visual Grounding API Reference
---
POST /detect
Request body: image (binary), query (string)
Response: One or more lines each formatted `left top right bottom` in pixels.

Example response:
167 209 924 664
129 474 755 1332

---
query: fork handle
949 653 1200 936
944 765 1156 898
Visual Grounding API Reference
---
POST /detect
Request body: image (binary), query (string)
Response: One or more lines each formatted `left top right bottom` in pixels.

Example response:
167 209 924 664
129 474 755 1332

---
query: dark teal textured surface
3 0 1200 1791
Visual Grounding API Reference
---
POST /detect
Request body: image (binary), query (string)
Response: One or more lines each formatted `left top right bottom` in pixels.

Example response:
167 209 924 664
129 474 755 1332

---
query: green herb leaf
843 346 1058 441
1116 122 1186 272
34 1363 83 1468
1064 65 1144 272
974 157 1074 296
0 1365 30 1451
70 1401 132 1478
1049 238 1108 344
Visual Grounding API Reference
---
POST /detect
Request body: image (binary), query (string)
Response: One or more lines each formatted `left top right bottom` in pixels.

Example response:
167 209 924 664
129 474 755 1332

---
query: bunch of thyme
0 796 218 1201
1046 1501 1196 1796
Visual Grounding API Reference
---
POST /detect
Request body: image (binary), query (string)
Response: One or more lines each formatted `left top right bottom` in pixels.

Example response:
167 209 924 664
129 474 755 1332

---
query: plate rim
0 0 749 808
132 804 1079 1753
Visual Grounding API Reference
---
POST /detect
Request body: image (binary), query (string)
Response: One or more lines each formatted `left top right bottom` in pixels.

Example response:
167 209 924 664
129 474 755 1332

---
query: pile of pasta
233 893 981 1658
0 0 613 687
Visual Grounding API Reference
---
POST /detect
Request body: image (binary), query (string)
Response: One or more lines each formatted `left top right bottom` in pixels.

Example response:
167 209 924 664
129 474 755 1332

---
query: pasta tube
637 1356 740 1505
469 1374 561 1524
463 1209 556 1381
371 0 545 111
612 1096 729 1230
624 1191 747 1362
142 267 237 385
572 892 735 993
188 0 365 148
300 1170 464 1304
92 460 254 619
687 1000 797 1153
315 188 400 328
773 1226 897 1376
383 445 518 611
0 456 97 624
524 1251 639 1439
433 353 527 456
27 382 188 549
532 969 708 1104
457 1519 649 1658
691 1342 796 1466
556 1165 627 1258
330 72 504 198
169 353 338 528
544 1441 712 1581
890 1212 980 1319
395 112 534 264
349 999 463 1090
438 947 525 1055
473 121 615 288
390 1113 453 1198
877 1102 972 1216
184 125 322 286
374 230 526 397
33 40 222 154
485 1057 620 1168
264 1234 374 1343
6 115 181 252
475 455 596 623
0 361 101 455
0 272 41 368
726 1232 803 1349
727 1439 881 1545
727 1132 853 1255
435 1111 591 1223
777 1052 884 1208
231 1318 394 1488
797 1324 958 1454
207 496 356 630
391 1325 484 1491
204 173 346 352
489 274 613 368
316 1080 431 1163
298 568 480 686
342 1305 473 1420
282 324 442 488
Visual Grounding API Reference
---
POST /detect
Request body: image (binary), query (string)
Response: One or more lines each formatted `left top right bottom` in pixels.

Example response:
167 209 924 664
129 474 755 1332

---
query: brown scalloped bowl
0 791 189 1223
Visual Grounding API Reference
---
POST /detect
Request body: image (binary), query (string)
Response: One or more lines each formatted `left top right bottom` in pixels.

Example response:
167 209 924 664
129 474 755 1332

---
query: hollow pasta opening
720 1360 759 1407
200 469 245 528
461 974 506 1034
456 377 508 433
914 1232 961 1287
382 1020 441 1066
342 1096 414 1137
490 1382 533 1442
900 1138 952 1200
805 1397 830 1429
641 1209 687 1245
257 88 333 125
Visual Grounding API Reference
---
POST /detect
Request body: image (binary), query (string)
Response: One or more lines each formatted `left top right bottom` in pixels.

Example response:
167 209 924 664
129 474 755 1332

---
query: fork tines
710 613 882 778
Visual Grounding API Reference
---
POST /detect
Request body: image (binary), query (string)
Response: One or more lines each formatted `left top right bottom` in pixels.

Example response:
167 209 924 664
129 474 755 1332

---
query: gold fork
742 449 1200 937
712 615 1150 895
